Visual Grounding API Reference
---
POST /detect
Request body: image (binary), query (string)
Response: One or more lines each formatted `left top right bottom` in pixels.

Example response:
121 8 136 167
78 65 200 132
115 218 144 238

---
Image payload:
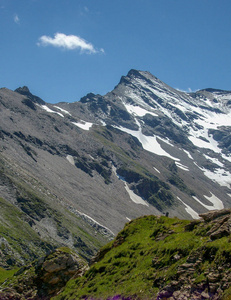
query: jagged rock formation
0 69 231 269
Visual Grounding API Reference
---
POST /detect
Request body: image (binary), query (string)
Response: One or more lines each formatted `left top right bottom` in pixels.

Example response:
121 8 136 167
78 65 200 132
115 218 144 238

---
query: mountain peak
15 86 45 105
126 69 156 81
127 69 143 77
117 69 154 88
15 86 31 95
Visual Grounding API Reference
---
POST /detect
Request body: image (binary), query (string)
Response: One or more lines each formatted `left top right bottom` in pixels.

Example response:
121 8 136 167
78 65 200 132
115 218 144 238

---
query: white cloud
37 32 103 54
14 14 20 24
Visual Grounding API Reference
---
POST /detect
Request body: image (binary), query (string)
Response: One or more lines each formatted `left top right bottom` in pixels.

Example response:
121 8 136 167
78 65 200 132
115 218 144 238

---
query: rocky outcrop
199 209 231 240
0 247 88 299
15 86 45 105
54 210 231 300
156 209 231 300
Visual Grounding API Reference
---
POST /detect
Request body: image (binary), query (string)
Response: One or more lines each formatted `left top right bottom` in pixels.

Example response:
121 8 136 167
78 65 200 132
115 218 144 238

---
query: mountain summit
0 69 231 267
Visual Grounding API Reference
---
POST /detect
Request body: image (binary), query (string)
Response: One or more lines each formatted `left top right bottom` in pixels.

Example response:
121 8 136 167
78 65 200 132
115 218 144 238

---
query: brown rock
48 276 60 285
173 253 181 261
199 209 231 222
180 263 194 269
207 273 221 283
184 219 201 231
201 291 210 298
42 260 67 273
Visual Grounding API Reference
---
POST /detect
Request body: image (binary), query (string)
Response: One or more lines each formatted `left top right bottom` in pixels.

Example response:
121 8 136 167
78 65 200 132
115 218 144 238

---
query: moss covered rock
0 247 88 299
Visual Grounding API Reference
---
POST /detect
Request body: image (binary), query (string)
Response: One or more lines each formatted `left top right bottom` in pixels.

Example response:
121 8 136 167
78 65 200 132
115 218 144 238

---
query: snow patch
188 128 220 153
39 105 64 117
74 209 115 237
72 121 93 130
125 73 231 165
153 167 160 173
124 91 149 109
203 154 224 167
112 165 149 206
183 149 193 160
202 168 231 188
124 182 149 206
193 192 224 210
177 197 200 219
101 120 106 126
54 106 72 115
187 107 231 164
204 192 224 210
66 155 75 166
157 136 174 147
124 103 158 117
175 162 189 171
193 162 231 188
114 122 180 161
223 154 231 163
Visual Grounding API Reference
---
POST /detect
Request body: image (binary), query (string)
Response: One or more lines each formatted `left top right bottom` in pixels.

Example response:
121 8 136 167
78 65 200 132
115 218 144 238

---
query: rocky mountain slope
0 69 231 268
1 209 230 299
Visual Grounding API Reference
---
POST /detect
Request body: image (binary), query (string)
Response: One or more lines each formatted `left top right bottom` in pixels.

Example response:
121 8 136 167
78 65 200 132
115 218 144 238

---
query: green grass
0 267 18 284
0 191 104 269
1 191 107 265
54 216 189 299
55 215 231 300
222 286 231 300
0 196 52 264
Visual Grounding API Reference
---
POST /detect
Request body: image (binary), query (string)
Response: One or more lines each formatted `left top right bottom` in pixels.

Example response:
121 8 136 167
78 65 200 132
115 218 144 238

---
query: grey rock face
0 70 231 267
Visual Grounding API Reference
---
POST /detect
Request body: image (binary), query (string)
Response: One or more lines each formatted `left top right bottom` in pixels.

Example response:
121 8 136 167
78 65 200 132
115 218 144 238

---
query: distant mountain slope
0 70 231 268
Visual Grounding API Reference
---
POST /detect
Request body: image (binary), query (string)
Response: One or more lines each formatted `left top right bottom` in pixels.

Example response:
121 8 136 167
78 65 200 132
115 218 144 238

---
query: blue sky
1 0 231 103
